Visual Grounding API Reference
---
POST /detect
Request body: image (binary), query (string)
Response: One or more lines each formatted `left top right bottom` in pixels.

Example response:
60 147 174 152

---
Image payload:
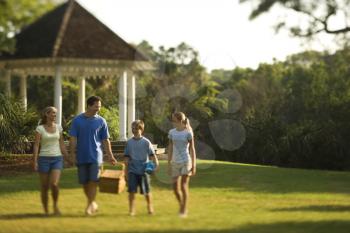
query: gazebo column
118 71 127 141
127 74 136 137
5 70 11 97
19 73 27 111
77 76 86 114
54 66 62 125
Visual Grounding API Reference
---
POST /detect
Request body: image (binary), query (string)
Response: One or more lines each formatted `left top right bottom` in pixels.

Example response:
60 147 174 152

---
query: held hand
68 153 75 166
68 158 75 166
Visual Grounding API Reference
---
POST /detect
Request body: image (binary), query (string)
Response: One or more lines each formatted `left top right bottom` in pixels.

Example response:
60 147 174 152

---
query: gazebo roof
1 0 147 61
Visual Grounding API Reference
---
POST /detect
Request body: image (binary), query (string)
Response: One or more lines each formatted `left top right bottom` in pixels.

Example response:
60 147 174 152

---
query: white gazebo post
5 70 11 97
118 71 127 141
77 76 86 114
127 74 136 137
19 73 27 111
54 66 62 126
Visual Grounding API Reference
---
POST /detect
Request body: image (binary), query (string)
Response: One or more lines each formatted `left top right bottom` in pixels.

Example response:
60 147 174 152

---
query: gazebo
0 0 152 141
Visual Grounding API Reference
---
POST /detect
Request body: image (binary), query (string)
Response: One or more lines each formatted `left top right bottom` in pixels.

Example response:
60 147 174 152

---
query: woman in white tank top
33 106 68 216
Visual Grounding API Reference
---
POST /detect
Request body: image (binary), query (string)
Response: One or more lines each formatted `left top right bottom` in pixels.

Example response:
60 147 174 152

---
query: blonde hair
131 120 145 132
172 112 193 132
39 106 57 125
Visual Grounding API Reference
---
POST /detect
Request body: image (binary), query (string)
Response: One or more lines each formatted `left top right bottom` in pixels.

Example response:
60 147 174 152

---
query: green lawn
0 160 350 233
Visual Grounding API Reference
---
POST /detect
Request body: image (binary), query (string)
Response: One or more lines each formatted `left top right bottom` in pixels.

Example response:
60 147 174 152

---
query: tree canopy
0 0 57 54
240 0 350 41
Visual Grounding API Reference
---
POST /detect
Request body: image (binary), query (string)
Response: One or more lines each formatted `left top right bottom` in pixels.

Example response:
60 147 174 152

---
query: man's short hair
87 96 102 106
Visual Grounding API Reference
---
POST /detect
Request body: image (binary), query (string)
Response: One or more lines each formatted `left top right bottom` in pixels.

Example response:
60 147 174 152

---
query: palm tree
0 94 37 153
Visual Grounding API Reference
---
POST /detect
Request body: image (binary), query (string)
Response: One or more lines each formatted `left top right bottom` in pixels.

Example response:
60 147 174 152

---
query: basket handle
101 162 125 172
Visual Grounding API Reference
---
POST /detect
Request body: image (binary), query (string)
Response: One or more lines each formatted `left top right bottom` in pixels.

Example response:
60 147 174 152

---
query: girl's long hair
39 106 56 125
172 112 193 133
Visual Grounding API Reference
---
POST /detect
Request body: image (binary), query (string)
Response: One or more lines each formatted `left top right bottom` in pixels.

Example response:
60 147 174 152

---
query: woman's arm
59 133 68 157
33 132 41 171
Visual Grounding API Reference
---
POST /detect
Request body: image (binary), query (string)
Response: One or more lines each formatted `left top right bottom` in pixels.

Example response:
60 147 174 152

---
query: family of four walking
33 96 197 217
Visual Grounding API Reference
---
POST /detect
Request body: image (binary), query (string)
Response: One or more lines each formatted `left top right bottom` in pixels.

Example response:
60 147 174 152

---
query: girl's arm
33 132 41 171
189 137 197 176
167 139 173 175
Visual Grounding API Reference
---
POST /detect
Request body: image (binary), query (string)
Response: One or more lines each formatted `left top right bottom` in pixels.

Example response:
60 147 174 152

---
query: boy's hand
124 170 128 182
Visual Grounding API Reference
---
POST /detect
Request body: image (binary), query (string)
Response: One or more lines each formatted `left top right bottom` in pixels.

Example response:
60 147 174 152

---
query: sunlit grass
0 160 350 233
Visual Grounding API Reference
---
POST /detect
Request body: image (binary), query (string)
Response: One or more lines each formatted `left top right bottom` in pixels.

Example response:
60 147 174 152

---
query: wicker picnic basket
99 162 126 194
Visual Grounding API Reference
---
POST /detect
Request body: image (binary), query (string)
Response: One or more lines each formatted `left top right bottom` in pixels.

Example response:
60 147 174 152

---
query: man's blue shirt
69 113 109 165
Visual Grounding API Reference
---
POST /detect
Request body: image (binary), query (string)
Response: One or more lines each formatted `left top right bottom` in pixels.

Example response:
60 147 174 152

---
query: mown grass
0 160 350 233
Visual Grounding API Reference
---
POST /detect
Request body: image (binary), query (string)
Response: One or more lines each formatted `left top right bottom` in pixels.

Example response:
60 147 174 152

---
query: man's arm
103 139 117 165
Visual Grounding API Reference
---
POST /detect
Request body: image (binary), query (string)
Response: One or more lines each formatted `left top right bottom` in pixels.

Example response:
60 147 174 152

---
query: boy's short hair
132 120 145 131
87 96 102 106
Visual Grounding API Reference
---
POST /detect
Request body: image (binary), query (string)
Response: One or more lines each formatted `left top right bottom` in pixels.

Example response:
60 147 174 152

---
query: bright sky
76 0 335 71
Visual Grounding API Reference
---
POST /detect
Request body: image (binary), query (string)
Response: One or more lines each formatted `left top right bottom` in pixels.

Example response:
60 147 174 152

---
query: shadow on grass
97 220 350 233
0 213 47 219
271 205 350 212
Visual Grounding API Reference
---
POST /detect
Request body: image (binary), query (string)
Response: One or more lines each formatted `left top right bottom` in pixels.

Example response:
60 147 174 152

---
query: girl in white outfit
33 106 68 216
167 112 197 217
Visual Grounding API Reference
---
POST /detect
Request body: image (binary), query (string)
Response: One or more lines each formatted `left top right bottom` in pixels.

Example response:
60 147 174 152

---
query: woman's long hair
39 106 56 125
172 112 193 133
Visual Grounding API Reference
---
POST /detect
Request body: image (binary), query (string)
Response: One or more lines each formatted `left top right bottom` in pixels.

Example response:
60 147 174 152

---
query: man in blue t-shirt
69 96 117 216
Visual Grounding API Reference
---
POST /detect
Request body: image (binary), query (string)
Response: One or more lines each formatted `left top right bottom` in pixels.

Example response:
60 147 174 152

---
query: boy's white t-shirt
35 124 63 157
168 128 193 163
